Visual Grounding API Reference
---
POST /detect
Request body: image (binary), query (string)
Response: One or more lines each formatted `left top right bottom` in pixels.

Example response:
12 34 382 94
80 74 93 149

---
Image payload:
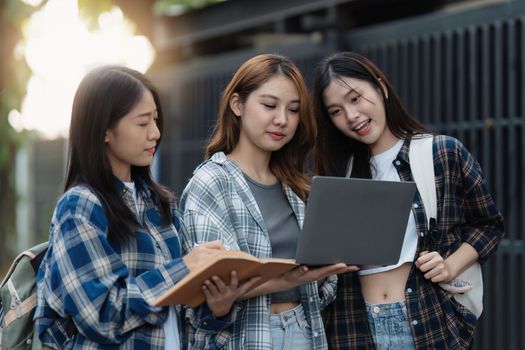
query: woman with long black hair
35 66 249 349
313 52 504 349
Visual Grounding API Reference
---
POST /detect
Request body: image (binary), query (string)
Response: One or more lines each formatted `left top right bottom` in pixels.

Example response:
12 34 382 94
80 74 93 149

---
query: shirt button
413 203 419 209
412 320 418 326
309 297 314 302
373 306 380 314
394 160 401 166
419 231 424 237
203 321 208 326
313 331 319 337
407 288 413 294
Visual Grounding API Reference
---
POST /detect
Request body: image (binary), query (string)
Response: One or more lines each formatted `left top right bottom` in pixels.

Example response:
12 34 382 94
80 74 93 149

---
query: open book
153 250 298 307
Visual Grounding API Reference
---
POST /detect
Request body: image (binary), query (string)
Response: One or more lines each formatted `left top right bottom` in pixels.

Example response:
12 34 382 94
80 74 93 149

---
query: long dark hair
206 54 316 200
312 52 430 178
65 66 172 244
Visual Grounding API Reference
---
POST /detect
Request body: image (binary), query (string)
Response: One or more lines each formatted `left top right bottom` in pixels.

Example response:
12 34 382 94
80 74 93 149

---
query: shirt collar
113 174 151 196
396 137 412 164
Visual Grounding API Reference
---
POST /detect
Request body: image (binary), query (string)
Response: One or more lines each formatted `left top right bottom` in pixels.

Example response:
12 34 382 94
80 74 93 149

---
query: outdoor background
0 0 523 348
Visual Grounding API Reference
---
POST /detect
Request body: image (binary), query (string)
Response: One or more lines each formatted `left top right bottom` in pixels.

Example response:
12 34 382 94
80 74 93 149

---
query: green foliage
3 0 44 24
77 0 115 30
154 0 225 15
0 0 41 271
0 1 35 162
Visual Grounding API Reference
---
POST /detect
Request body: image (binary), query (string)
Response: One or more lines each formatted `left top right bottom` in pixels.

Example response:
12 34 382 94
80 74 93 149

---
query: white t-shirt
358 139 418 276
123 181 181 349
123 181 139 214
164 307 181 350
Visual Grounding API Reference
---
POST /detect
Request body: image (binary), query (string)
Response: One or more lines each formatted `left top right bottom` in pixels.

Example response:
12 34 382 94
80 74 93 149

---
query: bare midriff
270 302 299 314
359 262 412 303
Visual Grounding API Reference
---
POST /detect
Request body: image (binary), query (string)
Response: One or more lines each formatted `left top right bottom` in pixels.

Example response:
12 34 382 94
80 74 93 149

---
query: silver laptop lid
295 176 417 266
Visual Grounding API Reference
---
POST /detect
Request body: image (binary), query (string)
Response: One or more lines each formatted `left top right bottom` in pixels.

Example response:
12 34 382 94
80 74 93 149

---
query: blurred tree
77 0 114 29
0 0 219 274
0 0 38 272
153 0 225 15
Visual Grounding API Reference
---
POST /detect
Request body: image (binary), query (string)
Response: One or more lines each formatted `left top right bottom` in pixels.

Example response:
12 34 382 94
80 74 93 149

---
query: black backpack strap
44 318 77 348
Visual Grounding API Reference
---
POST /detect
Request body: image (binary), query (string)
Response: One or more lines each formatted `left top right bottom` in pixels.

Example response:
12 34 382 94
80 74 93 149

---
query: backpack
409 135 483 318
0 242 48 350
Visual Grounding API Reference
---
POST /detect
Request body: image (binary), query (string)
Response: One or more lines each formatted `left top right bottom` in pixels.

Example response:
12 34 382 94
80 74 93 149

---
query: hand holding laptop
283 263 359 285
241 262 358 300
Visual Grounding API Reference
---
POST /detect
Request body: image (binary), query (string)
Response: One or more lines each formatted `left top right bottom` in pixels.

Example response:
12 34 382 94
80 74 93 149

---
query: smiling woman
313 51 504 350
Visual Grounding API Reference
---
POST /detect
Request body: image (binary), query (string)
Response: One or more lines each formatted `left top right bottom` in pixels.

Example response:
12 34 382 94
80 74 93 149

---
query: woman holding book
180 54 356 349
34 66 254 349
312 52 504 349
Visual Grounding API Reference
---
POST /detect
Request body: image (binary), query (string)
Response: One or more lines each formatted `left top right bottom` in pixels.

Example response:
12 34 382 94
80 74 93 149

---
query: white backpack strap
408 134 436 224
348 135 436 222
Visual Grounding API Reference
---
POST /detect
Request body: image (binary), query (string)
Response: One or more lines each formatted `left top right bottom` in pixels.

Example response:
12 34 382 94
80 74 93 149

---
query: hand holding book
182 240 225 273
202 271 262 317
154 248 298 307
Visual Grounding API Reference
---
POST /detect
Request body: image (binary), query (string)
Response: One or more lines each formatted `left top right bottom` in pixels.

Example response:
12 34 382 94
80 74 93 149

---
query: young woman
313 51 504 349
180 54 356 349
34 66 252 349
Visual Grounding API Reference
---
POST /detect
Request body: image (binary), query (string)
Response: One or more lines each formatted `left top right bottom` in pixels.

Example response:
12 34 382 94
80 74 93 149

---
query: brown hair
206 54 316 200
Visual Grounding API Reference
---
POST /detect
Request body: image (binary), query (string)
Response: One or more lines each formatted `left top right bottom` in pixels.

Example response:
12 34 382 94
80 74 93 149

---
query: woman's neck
112 166 132 182
370 128 400 156
228 143 276 185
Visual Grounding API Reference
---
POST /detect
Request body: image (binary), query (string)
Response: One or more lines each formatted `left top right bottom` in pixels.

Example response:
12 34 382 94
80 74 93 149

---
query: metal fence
155 2 525 349
346 2 525 348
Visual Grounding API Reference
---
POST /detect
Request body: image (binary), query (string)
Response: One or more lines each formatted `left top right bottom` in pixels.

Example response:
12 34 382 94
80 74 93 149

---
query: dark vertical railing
345 6 525 348
467 26 479 170
154 4 525 348
421 37 431 126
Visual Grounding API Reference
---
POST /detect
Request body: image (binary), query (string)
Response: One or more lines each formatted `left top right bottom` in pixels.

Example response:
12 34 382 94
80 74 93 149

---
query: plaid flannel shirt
180 152 337 350
323 135 505 349
35 177 197 350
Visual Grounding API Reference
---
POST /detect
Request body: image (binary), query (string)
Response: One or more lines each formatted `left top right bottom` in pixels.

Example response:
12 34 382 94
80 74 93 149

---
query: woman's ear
104 130 111 143
229 93 242 117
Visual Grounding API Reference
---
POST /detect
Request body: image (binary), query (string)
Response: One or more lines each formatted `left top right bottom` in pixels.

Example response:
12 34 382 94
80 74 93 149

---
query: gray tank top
243 174 302 303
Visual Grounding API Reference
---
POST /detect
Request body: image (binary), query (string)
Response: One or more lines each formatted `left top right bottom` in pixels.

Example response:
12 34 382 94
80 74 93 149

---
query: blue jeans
270 304 313 350
365 300 416 350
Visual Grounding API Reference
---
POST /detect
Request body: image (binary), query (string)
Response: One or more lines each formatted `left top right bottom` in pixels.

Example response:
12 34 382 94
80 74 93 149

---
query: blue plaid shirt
180 152 337 350
323 135 505 349
35 178 195 349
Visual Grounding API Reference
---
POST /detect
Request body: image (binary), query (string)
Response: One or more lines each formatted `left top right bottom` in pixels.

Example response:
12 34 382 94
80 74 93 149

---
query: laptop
295 176 417 266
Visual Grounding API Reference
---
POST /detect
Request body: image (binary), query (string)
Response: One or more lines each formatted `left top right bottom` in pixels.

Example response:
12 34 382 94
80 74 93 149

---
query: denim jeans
365 300 416 350
270 304 313 350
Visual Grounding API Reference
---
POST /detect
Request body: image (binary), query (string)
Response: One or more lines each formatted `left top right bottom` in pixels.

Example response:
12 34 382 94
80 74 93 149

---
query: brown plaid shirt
323 135 504 349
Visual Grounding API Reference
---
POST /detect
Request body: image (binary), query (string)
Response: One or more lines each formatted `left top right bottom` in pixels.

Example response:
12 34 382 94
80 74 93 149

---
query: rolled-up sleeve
456 142 505 263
